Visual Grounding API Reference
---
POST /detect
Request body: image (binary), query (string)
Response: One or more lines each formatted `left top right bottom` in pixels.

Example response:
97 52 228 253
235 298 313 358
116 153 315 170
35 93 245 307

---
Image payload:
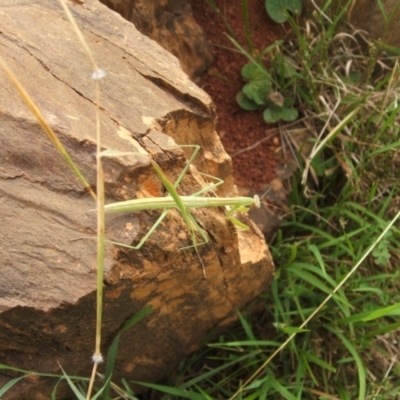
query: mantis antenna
254 166 288 210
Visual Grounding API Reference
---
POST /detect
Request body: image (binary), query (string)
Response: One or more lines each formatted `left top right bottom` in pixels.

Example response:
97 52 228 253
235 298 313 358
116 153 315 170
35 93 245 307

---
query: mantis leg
109 206 207 252
160 143 226 197
109 145 212 251
225 204 252 231
179 213 209 250
108 209 170 250
178 212 209 278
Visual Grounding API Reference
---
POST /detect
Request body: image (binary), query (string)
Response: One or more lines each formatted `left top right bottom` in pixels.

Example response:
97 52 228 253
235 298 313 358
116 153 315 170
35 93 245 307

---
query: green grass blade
208 340 280 348
326 327 366 400
102 306 153 399
338 303 400 323
0 55 96 199
305 352 337 373
236 309 256 341
133 382 206 399
59 366 86 400
0 375 29 397
270 379 297 400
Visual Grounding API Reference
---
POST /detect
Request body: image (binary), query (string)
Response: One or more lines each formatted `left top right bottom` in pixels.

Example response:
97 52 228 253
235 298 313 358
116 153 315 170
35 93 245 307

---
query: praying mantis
101 139 263 278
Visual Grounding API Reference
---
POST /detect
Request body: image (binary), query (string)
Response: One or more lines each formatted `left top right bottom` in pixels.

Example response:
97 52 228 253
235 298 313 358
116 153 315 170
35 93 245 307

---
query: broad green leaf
283 97 294 107
237 91 259 110
241 62 269 80
242 82 256 100
242 77 271 104
240 61 273 109
266 0 302 23
253 86 270 105
241 62 272 105
263 106 283 123
282 107 299 121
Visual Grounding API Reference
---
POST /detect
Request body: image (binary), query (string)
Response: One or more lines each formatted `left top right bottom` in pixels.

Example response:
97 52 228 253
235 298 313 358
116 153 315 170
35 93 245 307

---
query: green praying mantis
101 141 263 278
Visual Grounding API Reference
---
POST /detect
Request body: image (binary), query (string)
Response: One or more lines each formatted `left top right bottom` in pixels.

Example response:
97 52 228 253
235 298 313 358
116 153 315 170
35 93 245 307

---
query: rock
0 0 274 398
302 0 400 47
99 0 214 79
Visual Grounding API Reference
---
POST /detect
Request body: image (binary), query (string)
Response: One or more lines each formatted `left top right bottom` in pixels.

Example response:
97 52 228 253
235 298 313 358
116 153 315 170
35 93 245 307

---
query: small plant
236 57 299 123
235 1 302 124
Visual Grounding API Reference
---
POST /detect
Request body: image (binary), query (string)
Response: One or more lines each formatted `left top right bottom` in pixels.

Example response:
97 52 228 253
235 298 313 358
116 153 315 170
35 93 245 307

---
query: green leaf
241 62 269 80
242 82 256 100
103 306 153 399
283 97 294 107
241 63 272 103
280 326 309 334
266 0 302 23
237 309 256 340
326 327 366 400
371 232 392 266
363 303 400 321
263 106 283 123
282 56 297 77
134 382 206 399
340 70 363 84
253 86 269 105
282 107 299 121
237 91 260 110
243 82 270 104
59 367 86 400
305 352 337 372
270 379 298 400
372 241 391 266
0 375 28 397
377 40 400 55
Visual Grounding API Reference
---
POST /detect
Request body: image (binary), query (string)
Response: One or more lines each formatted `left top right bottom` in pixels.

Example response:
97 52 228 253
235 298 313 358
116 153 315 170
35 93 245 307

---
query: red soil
189 0 284 190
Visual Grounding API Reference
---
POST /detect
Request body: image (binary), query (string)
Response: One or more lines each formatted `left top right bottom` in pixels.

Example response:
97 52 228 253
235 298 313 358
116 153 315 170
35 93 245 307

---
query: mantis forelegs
102 142 263 278
107 143 220 277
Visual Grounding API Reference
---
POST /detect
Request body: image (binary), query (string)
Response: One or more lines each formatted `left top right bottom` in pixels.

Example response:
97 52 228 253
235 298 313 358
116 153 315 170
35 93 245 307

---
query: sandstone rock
99 0 214 79
0 0 273 398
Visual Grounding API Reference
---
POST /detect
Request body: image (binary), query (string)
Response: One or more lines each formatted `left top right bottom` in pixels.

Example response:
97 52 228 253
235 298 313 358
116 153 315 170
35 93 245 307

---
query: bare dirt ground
189 0 284 191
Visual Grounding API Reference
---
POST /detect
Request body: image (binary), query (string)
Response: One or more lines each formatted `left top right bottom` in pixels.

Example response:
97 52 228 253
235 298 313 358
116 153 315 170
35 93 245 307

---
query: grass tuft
144 1 400 399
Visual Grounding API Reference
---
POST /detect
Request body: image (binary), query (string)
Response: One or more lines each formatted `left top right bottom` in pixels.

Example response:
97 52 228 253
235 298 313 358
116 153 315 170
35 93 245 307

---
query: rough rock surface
99 0 214 79
0 0 274 398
